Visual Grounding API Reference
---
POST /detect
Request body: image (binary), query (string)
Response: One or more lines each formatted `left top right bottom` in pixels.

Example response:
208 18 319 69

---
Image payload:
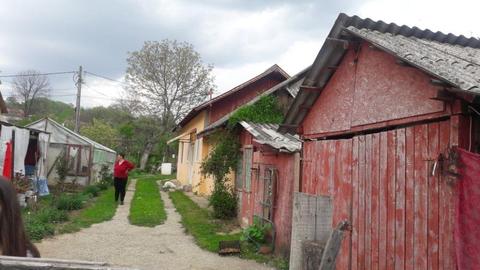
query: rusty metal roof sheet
346 26 480 94
239 121 302 153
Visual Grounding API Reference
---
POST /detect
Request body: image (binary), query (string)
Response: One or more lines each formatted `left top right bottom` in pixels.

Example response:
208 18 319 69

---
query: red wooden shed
237 121 301 257
281 13 480 269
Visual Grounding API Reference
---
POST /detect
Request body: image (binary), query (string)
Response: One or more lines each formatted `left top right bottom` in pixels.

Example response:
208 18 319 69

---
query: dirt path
37 179 273 270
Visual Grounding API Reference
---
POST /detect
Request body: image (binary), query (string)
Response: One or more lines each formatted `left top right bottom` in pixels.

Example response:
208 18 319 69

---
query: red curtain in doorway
456 148 480 269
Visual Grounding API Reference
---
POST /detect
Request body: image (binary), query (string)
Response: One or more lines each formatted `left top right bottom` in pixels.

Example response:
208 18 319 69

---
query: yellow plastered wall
176 111 207 188
175 110 237 197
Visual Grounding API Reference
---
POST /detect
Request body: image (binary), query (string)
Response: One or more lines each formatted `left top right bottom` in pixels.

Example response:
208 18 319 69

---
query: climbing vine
201 95 284 219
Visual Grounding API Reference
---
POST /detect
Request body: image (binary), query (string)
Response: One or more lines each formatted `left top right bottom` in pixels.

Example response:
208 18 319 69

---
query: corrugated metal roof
346 27 480 94
280 13 480 134
197 66 310 137
239 121 301 153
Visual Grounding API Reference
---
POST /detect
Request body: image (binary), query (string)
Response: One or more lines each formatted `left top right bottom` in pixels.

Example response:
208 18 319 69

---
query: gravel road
36 179 273 270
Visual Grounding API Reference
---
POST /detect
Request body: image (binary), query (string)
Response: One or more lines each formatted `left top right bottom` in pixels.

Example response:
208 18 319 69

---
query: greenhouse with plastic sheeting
26 118 116 186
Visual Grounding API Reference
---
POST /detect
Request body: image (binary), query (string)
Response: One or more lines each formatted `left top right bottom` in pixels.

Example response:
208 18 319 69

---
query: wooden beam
300 86 322 92
430 78 450 87
326 37 349 49
430 89 455 102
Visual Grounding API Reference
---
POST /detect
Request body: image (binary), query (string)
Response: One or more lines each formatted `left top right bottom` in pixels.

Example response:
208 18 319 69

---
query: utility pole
74 66 83 133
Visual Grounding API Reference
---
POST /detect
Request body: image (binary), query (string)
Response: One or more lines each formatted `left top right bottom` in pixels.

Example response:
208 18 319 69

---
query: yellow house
169 65 290 195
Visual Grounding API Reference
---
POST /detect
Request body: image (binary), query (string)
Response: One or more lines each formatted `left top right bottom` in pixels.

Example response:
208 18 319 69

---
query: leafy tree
80 119 119 149
11 70 50 117
125 40 215 169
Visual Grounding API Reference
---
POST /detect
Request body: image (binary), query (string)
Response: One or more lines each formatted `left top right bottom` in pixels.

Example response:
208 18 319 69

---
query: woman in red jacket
113 153 135 205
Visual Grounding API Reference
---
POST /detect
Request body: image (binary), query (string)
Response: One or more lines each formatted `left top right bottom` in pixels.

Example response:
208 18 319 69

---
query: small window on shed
244 147 253 192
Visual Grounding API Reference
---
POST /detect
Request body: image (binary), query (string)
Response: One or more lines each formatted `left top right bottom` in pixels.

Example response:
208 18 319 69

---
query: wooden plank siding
301 119 457 269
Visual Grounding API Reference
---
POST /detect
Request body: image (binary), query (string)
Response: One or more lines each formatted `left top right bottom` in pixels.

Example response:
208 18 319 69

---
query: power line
0 71 76 78
84 71 128 85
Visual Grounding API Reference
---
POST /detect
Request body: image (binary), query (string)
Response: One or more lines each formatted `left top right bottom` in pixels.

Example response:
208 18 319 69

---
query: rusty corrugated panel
239 121 302 152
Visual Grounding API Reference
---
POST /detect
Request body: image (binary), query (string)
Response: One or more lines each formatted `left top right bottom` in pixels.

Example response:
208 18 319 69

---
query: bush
56 194 84 211
241 216 272 244
83 185 101 197
24 215 55 241
209 186 237 219
36 208 69 224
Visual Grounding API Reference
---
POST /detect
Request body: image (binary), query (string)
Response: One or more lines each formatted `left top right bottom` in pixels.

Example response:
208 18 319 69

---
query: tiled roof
346 26 480 94
239 121 301 153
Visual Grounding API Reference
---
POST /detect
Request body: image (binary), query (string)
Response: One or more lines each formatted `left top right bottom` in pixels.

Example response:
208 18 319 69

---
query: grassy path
169 191 240 252
128 174 171 226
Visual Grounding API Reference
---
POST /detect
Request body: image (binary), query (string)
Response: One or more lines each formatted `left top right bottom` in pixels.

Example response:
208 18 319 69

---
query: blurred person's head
0 177 39 257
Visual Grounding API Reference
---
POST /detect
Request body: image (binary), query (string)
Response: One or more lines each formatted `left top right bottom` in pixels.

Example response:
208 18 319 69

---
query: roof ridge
339 13 480 48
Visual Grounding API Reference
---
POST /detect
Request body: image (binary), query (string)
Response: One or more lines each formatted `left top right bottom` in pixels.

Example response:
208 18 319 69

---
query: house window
187 142 194 162
244 147 253 192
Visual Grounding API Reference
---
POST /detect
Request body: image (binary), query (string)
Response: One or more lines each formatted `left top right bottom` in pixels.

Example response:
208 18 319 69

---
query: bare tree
125 40 215 169
12 70 50 117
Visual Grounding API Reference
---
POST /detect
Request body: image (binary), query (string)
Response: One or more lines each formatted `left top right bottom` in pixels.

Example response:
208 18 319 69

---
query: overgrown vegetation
241 216 272 245
227 95 284 128
169 191 289 270
23 179 117 241
169 191 240 252
201 95 284 219
129 174 170 227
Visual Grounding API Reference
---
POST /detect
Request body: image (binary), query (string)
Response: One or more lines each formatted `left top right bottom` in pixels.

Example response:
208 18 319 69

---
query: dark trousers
114 177 127 202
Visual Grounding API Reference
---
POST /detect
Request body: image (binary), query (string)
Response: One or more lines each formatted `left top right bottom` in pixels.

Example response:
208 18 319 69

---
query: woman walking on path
0 177 40 257
113 153 135 205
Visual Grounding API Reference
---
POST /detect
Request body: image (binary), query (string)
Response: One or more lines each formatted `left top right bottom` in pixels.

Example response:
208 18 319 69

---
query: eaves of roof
174 64 290 132
280 13 480 134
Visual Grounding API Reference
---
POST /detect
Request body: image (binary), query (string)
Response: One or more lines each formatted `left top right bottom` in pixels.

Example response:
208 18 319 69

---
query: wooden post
319 221 350 270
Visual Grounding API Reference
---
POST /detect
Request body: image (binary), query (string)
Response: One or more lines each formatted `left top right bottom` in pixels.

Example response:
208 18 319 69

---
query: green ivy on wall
201 95 284 219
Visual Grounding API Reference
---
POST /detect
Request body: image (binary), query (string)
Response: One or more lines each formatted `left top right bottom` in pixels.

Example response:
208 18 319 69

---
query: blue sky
0 0 478 107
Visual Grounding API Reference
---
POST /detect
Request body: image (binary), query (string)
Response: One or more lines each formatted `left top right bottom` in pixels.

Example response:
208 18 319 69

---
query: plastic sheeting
455 148 480 269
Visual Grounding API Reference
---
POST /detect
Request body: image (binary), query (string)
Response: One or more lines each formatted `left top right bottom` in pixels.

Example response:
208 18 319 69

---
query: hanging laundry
13 127 30 175
3 141 12 179
455 148 480 269
0 126 13 173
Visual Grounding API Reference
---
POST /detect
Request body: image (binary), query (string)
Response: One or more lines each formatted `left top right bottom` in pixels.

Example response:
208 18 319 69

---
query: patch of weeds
241 242 289 270
58 187 117 234
23 213 55 241
56 194 85 210
129 175 167 227
169 191 240 252
82 185 101 197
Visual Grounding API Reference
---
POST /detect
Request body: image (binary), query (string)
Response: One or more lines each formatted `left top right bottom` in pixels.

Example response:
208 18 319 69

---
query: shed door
302 119 457 270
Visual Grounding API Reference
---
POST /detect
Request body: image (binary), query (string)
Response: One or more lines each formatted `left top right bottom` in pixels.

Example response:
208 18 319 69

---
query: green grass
169 191 289 269
169 191 240 252
128 174 169 227
58 187 117 234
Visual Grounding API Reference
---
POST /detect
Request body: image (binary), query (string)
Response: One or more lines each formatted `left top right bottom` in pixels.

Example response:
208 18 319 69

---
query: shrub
83 185 101 197
209 185 237 219
241 216 272 244
24 215 55 241
36 208 69 224
56 194 84 210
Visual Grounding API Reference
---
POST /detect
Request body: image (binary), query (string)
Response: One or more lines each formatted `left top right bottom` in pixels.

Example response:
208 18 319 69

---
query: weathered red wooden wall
302 119 458 269
301 42 446 138
209 75 285 123
238 130 296 256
